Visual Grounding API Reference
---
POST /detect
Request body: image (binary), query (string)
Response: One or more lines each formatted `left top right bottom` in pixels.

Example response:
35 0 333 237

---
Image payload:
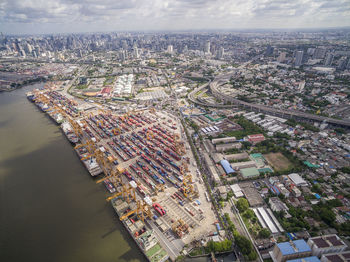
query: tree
259 228 271 239
235 234 257 261
340 167 350 174
319 207 336 225
243 209 255 220
236 198 249 213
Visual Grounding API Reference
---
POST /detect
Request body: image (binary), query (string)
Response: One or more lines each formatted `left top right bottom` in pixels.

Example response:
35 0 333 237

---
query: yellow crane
106 184 128 202
182 173 197 200
154 184 165 195
120 200 153 223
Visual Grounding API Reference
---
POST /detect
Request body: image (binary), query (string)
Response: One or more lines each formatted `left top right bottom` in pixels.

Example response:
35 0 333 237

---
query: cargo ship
61 121 79 144
74 144 103 177
26 92 35 102
111 197 169 262
47 110 64 125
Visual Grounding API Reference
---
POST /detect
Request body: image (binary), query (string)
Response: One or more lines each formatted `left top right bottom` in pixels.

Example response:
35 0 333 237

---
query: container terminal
27 83 221 261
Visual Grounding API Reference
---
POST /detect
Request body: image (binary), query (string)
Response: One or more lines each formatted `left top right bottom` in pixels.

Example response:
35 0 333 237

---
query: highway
188 66 350 128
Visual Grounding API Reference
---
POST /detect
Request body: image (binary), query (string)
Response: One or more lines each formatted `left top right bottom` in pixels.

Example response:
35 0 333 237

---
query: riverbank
0 83 145 262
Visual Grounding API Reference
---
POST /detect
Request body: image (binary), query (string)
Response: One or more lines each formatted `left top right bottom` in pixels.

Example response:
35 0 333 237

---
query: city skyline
1 0 350 35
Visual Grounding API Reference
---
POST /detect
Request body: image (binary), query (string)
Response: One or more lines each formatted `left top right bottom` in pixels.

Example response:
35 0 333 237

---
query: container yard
27 83 219 261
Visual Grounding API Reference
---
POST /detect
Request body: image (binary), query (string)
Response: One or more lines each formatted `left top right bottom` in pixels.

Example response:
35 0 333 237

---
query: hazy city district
1 30 350 262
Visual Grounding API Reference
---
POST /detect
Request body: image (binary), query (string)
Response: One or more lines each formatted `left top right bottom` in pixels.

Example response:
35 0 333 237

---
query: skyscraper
217 47 224 59
313 48 327 59
205 41 211 54
295 51 304 67
277 52 286 63
324 53 334 66
167 45 173 54
265 45 274 56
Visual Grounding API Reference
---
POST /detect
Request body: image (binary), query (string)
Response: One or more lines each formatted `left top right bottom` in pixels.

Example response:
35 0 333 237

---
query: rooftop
241 167 260 178
287 256 321 262
277 239 311 256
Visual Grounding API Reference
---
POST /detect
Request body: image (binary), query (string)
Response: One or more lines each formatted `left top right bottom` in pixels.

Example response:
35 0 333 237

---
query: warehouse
215 142 242 152
212 137 237 144
254 207 284 234
270 239 312 262
288 173 308 187
220 160 235 175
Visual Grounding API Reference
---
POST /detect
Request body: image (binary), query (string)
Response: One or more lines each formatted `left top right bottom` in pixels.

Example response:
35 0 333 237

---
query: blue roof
277 240 311 255
314 193 321 199
220 160 235 174
287 257 320 262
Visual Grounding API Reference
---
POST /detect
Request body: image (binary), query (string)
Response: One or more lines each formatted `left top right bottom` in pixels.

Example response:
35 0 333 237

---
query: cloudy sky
0 0 350 34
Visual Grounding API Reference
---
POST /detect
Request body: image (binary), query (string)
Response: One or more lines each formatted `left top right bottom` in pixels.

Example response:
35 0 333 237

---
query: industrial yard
28 83 219 261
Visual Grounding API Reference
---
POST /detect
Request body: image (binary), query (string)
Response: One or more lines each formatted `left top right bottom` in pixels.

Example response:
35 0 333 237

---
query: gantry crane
154 184 165 195
182 173 197 200
119 200 153 223
106 183 134 202
172 219 189 238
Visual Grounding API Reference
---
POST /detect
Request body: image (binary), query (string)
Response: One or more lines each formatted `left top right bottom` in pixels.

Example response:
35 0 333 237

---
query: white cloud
0 0 349 34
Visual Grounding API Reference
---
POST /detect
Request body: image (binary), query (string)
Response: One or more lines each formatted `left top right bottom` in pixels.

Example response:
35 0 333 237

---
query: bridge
188 73 350 129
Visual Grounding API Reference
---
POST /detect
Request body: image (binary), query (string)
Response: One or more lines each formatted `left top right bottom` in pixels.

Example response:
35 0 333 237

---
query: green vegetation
189 247 206 256
252 140 304 173
103 76 114 86
185 118 199 133
340 166 350 174
286 119 320 132
76 84 88 89
274 206 310 232
236 198 249 213
259 228 271 239
224 213 236 232
233 231 257 261
223 115 265 139
334 128 346 134
205 239 232 253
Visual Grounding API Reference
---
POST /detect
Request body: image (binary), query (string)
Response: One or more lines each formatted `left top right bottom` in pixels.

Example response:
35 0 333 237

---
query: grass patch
264 152 292 172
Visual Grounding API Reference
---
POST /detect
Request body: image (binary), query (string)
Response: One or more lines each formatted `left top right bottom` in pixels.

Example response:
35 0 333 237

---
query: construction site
28 83 220 262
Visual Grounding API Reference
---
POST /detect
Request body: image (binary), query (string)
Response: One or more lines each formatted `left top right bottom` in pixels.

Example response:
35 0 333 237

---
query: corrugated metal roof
287 256 321 262
220 160 235 174
277 239 311 255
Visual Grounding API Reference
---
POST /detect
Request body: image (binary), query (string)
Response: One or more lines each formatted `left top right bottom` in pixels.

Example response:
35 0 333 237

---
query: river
0 83 145 262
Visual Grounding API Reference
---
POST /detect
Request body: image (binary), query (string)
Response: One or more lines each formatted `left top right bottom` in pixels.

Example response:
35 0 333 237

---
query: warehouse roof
288 173 308 186
277 239 311 256
241 167 260 178
287 256 321 262
220 160 235 174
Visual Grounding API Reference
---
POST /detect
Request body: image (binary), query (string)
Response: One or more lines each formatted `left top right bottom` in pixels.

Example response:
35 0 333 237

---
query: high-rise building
205 41 211 54
277 52 287 63
266 45 274 56
217 47 224 59
133 46 139 58
307 48 315 56
167 45 173 54
313 48 327 59
337 57 348 70
295 51 304 67
324 53 334 66
347 58 350 69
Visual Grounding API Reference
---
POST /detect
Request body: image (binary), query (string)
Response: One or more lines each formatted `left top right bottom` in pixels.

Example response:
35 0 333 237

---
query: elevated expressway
188 73 350 129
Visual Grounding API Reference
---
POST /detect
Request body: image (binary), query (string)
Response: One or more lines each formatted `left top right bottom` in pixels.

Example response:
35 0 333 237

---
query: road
187 60 350 128
147 220 181 261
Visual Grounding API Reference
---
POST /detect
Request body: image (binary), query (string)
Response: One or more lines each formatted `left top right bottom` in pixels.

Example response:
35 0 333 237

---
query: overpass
188 73 350 129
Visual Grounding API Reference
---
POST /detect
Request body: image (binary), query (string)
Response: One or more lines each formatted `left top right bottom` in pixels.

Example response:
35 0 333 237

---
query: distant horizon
3 26 350 37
